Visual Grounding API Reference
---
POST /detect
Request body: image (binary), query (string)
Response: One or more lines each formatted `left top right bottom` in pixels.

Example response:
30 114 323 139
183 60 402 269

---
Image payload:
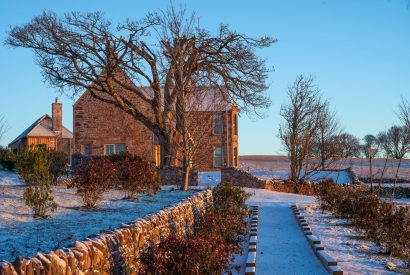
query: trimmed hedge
140 183 250 274
317 181 410 265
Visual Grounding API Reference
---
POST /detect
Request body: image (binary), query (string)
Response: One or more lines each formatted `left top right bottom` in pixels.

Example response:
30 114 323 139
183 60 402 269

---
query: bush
16 146 57 218
316 182 410 263
48 151 69 183
140 232 230 275
0 148 16 170
110 152 161 199
70 157 117 208
140 183 250 274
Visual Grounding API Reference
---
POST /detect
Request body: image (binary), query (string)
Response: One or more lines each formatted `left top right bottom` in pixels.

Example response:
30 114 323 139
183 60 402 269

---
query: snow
198 171 221 187
364 183 410 188
298 204 407 274
249 169 353 184
0 171 196 262
303 170 352 184
245 188 327 274
0 170 24 186
250 170 290 180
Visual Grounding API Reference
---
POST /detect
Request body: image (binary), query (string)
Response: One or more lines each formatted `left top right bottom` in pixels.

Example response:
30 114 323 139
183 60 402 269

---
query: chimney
52 98 62 134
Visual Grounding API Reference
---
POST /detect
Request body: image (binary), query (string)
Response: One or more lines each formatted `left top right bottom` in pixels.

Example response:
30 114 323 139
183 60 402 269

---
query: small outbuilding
8 99 73 159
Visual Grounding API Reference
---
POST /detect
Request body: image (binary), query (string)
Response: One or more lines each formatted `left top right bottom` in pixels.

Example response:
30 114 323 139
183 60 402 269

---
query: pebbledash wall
0 190 213 275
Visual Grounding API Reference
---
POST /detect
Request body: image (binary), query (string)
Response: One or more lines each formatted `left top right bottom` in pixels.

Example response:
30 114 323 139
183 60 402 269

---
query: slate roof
9 115 73 146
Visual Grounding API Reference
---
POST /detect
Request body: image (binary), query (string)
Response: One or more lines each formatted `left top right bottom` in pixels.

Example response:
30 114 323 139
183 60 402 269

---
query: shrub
140 232 230 275
212 182 250 245
70 157 117 208
48 151 69 183
316 182 410 263
110 152 161 199
0 148 16 170
140 183 250 274
16 146 56 218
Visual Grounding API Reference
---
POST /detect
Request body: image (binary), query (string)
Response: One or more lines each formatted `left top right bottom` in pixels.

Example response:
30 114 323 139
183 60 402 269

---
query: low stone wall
221 167 317 195
158 167 199 186
221 167 267 189
0 190 213 275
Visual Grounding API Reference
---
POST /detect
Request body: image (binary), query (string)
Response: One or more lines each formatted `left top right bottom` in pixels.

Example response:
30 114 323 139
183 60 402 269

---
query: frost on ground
299 204 407 274
198 171 221 187
0 170 24 186
0 170 196 262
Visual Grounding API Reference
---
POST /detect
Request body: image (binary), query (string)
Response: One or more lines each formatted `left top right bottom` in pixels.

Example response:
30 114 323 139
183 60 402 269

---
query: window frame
83 144 92 156
213 146 224 167
213 114 224 135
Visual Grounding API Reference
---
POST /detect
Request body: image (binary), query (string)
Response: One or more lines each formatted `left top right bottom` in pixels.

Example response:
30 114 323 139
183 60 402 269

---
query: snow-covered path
245 188 327 274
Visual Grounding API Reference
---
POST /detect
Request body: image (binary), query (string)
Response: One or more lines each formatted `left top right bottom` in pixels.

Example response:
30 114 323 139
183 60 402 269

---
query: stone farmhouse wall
73 71 155 161
0 190 213 275
158 167 199 186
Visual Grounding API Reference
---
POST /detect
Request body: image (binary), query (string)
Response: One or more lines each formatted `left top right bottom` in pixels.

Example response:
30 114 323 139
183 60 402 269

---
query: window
154 144 161 166
213 146 224 167
83 144 92 156
214 114 224 134
104 143 126 156
233 114 238 135
115 144 126 154
234 147 238 167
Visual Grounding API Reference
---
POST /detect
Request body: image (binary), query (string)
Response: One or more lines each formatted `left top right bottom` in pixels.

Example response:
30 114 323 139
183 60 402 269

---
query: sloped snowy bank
0 183 195 262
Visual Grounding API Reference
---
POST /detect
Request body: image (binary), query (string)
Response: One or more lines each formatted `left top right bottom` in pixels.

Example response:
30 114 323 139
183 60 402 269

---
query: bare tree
175 89 230 190
311 104 342 169
278 75 325 191
397 96 410 129
6 8 274 167
0 114 9 144
362 134 379 158
378 125 410 198
337 132 361 158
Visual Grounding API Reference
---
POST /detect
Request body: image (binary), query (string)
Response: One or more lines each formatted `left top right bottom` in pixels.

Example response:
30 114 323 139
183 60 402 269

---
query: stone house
9 99 73 159
73 73 239 171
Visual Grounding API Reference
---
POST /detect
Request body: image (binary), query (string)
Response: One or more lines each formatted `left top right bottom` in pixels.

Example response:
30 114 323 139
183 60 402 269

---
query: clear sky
0 0 409 155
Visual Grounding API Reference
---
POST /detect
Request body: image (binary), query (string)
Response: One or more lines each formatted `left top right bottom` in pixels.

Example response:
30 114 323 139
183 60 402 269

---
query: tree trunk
378 157 389 196
158 134 175 168
392 158 403 200
181 163 190 191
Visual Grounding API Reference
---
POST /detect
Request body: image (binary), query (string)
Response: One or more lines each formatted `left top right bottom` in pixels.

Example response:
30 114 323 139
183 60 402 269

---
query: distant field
239 155 410 180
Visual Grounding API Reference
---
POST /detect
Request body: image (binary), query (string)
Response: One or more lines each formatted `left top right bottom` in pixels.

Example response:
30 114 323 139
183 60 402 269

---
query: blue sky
0 0 409 155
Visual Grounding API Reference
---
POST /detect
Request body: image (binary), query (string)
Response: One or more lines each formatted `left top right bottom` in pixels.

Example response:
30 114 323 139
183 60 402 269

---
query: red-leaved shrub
70 157 117 208
140 182 250 274
110 153 161 199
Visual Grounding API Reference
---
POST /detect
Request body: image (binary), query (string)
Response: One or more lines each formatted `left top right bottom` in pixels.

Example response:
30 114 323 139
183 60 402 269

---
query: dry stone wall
0 189 213 275
221 167 268 189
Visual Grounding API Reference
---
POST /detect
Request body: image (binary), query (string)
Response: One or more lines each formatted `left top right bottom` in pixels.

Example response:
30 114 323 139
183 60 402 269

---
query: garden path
246 188 327 275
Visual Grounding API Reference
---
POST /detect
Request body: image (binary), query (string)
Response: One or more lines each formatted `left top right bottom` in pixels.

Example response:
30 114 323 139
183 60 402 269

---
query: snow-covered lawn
0 170 24 186
198 171 221 187
0 171 197 262
299 204 408 274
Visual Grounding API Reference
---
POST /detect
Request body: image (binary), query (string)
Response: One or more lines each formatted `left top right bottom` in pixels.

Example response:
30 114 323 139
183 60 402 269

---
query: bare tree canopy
335 132 361 158
398 96 410 129
278 75 326 188
6 7 275 166
362 134 379 158
0 114 9 144
311 103 342 169
378 126 410 160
